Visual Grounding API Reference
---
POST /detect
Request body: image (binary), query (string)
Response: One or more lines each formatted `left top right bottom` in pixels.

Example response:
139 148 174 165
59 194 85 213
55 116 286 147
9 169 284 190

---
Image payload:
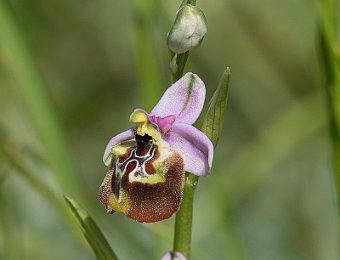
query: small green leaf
64 196 118 260
201 68 231 147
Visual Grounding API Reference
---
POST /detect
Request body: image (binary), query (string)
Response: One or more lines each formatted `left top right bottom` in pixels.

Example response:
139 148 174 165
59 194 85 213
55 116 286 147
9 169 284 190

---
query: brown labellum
99 134 185 223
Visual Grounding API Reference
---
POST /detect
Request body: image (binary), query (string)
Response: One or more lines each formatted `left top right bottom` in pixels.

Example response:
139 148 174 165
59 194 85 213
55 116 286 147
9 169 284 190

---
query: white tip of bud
167 4 207 54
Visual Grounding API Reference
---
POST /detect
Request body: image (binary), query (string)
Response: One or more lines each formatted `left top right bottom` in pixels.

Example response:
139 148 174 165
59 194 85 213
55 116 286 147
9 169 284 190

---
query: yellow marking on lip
111 142 133 157
108 193 130 214
129 170 166 184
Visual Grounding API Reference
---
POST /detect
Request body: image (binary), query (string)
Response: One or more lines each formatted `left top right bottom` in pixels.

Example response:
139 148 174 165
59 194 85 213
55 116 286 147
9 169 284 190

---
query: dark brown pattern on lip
99 141 185 222
123 151 184 223
116 144 157 178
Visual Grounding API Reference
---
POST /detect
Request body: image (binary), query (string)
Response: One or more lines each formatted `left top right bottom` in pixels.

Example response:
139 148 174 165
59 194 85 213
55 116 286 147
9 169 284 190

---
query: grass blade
64 196 118 260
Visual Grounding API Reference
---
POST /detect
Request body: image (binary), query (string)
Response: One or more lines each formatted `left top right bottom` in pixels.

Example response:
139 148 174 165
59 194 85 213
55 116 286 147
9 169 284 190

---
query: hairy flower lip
103 72 214 176
100 139 185 223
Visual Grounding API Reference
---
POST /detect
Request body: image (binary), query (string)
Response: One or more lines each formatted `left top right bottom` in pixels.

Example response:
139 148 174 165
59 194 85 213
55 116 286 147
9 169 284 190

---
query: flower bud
167 4 207 54
161 251 186 260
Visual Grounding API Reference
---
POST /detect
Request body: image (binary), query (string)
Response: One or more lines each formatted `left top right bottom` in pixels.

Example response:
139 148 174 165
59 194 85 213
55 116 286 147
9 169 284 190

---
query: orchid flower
99 72 214 223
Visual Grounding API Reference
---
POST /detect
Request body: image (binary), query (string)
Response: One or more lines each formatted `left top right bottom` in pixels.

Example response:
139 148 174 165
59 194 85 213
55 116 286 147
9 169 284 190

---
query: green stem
0 0 81 197
171 0 197 257
173 174 198 259
170 52 190 82
180 0 196 6
172 67 231 258
169 0 216 257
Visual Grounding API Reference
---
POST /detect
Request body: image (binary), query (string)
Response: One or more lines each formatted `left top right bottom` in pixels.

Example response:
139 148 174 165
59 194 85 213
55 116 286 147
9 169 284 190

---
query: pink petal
149 114 176 134
164 122 213 176
103 129 135 166
150 73 206 125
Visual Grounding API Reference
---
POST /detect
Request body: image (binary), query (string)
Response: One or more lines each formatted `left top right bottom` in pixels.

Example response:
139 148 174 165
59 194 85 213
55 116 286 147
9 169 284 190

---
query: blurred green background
0 0 339 259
